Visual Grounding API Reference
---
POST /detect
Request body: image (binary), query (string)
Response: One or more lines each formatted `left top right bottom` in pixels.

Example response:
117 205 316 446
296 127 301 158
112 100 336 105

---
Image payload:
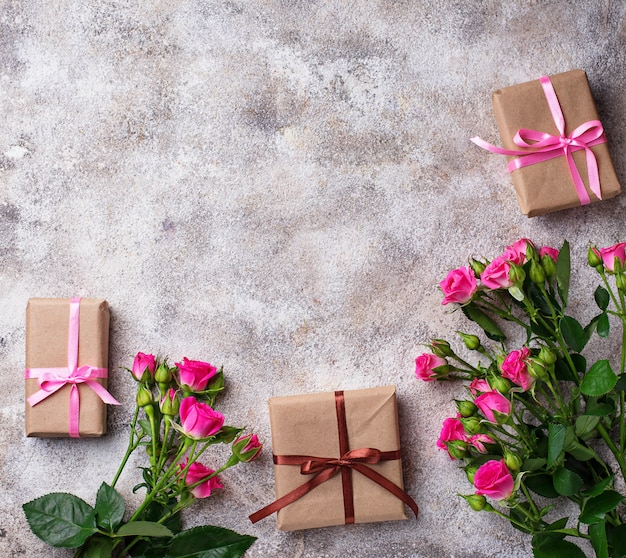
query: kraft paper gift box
25 297 115 438
250 385 418 531
475 69 621 217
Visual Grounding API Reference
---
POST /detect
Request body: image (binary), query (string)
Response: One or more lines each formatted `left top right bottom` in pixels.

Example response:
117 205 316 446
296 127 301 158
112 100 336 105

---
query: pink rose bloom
480 257 513 290
179 396 224 439
233 433 263 462
415 353 447 381
180 460 224 498
469 378 491 395
539 246 559 262
474 390 511 423
176 357 217 392
594 243 626 272
132 352 156 381
470 433 496 453
437 416 468 459
502 238 534 265
501 347 535 391
439 266 478 305
474 459 514 500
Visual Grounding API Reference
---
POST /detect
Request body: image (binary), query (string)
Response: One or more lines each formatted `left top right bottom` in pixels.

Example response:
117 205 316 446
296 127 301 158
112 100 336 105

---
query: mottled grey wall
2 1 626 556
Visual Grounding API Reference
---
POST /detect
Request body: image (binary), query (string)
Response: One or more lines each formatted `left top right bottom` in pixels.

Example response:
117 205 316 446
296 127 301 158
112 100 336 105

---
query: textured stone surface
2 1 626 556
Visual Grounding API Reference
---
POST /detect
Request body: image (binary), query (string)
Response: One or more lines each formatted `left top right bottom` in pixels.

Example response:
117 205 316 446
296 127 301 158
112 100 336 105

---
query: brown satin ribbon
249 390 419 525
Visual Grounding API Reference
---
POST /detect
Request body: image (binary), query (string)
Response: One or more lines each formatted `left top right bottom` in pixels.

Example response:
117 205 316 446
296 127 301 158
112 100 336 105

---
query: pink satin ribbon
471 75 606 206
25 297 120 438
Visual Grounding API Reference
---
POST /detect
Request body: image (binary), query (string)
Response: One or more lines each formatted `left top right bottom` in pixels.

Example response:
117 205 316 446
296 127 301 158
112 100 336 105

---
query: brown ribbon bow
249 391 418 525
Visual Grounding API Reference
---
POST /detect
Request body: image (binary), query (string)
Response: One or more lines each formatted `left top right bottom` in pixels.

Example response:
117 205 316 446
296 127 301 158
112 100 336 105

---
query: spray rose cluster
415 239 626 558
24 354 261 558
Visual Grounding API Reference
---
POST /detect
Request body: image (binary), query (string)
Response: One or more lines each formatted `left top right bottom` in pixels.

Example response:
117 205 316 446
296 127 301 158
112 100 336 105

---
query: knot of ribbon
471 75 607 206
25 297 120 438
249 391 418 525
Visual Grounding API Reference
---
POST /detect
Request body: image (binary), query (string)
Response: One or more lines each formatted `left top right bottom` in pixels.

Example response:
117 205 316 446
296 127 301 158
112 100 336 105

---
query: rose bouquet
23 354 261 558
415 239 626 558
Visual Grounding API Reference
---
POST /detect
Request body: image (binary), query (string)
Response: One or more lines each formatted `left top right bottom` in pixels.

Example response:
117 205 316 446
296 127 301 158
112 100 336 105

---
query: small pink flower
480 257 513 290
469 378 491 395
594 243 626 272
233 434 263 462
539 246 559 262
180 459 224 498
474 390 511 423
439 266 478 306
414 353 447 381
470 433 496 453
501 347 535 391
437 415 468 459
132 352 156 381
502 238 534 266
474 459 514 500
179 396 224 439
176 357 217 392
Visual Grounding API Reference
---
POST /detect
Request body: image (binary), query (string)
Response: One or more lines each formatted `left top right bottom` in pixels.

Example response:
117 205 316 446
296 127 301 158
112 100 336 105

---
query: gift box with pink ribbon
25 298 120 438
249 385 418 531
472 69 621 217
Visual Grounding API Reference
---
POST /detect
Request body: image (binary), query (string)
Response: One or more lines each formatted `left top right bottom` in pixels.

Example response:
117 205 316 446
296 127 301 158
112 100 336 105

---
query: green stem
597 423 626 481
111 406 142 488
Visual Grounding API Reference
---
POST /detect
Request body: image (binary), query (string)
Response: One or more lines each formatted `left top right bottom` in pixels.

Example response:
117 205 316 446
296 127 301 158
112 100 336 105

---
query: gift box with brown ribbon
249 385 418 530
472 69 621 217
25 297 119 438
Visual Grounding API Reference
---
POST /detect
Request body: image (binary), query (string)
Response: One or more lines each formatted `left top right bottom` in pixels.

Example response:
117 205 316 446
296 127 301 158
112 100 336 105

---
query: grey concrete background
2 1 626 556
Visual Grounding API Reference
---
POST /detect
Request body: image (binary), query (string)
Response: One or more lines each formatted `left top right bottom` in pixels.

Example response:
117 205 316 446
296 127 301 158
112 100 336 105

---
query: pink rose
176 357 217 392
437 415 468 459
179 396 224 439
501 347 535 391
180 460 224 498
132 352 156 381
594 243 626 272
415 353 447 381
480 257 513 290
470 433 495 453
474 459 514 500
539 246 559 262
233 433 263 462
502 238 534 265
439 266 478 305
474 390 511 423
469 378 491 395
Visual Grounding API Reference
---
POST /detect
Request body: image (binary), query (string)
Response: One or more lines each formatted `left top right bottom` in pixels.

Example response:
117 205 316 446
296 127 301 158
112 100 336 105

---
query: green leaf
560 316 586 353
581 360 618 397
556 240 571 306
597 312 610 338
580 491 625 524
95 483 125 532
590 521 609 558
548 423 566 468
595 286 610 310
533 539 586 558
567 442 596 461
525 474 559 498
607 523 626 558
614 375 626 392
522 458 547 472
531 517 569 550
116 521 173 538
23 493 97 548
212 426 243 444
553 466 584 497
78 535 114 558
584 400 616 417
164 526 256 558
461 304 506 342
584 476 614 498
575 415 600 437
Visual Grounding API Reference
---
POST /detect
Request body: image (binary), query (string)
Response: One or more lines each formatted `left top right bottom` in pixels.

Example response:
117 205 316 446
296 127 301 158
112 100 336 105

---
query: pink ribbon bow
25 297 120 438
471 75 607 206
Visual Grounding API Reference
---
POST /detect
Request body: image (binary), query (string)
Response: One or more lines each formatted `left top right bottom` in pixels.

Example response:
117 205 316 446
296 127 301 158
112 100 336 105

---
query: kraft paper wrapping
269 385 408 531
25 298 110 437
492 69 621 217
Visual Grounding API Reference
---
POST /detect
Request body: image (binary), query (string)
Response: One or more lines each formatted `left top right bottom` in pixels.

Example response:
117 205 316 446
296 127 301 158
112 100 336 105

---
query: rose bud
132 352 156 382
232 434 263 463
176 357 218 392
178 396 224 440
160 388 180 416
180 459 224 498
